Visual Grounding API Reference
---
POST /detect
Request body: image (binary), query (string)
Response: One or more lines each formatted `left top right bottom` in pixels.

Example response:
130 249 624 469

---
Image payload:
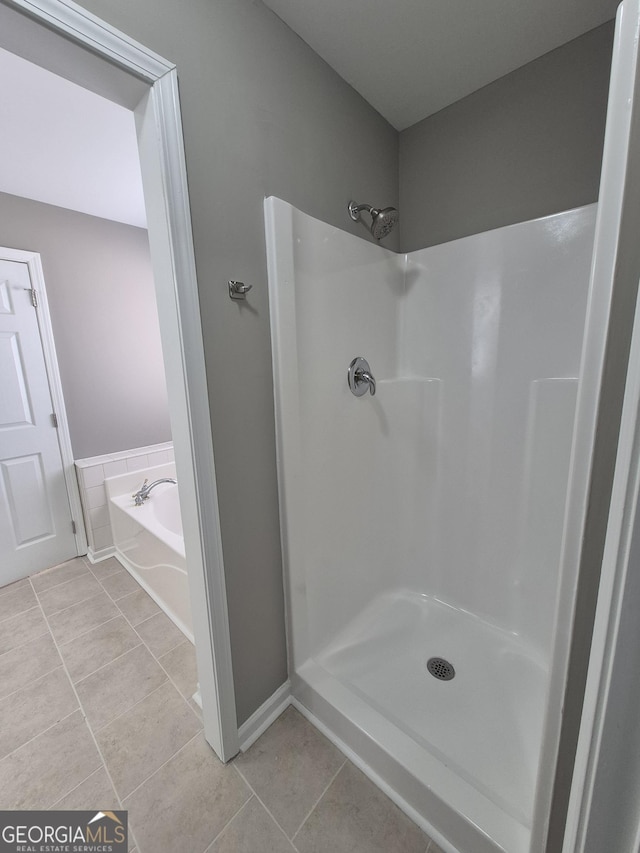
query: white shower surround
265 197 596 853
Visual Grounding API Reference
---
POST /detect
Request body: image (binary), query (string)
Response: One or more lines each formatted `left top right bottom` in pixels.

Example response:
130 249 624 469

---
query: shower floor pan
294 590 547 853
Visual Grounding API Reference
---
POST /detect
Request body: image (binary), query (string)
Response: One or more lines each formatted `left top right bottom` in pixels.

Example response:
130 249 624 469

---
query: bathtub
105 463 193 641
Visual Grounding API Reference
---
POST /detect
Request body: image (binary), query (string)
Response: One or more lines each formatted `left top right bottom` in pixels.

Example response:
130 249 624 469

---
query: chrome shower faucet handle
348 356 376 396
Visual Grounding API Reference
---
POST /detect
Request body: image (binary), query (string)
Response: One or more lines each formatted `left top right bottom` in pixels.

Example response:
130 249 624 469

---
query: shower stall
266 198 593 853
264 5 640 852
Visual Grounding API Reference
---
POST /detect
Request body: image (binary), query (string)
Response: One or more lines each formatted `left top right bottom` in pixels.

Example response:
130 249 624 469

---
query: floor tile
59 616 140 683
0 667 78 759
0 633 61 699
76 644 167 731
0 583 37 622
136 611 186 658
0 710 101 809
31 558 90 593
0 606 48 655
294 762 429 853
124 734 250 853
48 592 119 645
97 681 202 798
159 641 198 699
38 573 102 616
427 842 445 853
0 578 30 598
235 706 345 838
117 589 160 627
100 570 141 601
89 557 123 581
208 796 295 853
50 767 137 852
52 766 120 810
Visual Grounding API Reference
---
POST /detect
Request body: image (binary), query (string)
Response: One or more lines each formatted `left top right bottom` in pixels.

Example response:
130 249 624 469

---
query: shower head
348 200 399 241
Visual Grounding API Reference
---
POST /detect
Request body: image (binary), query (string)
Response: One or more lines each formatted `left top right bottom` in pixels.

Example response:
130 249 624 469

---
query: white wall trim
562 269 640 853
0 246 88 557
1 0 239 760
238 681 291 752
86 545 116 564
531 2 640 848
5 0 172 80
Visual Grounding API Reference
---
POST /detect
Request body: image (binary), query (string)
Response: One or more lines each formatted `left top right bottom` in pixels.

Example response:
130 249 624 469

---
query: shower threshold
293 590 547 853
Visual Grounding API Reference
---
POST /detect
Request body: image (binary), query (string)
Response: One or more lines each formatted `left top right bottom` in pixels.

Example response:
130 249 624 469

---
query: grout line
58 614 126 649
203 795 259 853
204 792 288 853
49 766 107 809
290 758 348 843
0 706 80 764
99 572 141 603
134 612 187 658
0 578 30 599
132 611 158 630
113 586 148 605
0 630 53 662
19 562 197 851
39 589 112 623
87 564 121 582
73 643 145 687
30 563 92 595
121 729 203 802
33 569 96 603
0 609 48 652
33 579 141 853
131 621 194 704
92 680 173 736
0 663 66 704
0 599 41 626
233 763 298 844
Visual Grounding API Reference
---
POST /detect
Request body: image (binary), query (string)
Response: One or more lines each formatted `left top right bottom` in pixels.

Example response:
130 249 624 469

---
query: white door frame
547 0 640 848
0 246 88 558
1 0 239 760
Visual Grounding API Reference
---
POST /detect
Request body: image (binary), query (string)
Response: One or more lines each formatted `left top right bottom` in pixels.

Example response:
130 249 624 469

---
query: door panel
1 453 55 546
0 257 76 584
0 331 34 427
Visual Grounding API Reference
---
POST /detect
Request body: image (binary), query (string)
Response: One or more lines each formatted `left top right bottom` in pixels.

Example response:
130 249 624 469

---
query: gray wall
0 192 171 460
399 23 615 252
74 0 399 724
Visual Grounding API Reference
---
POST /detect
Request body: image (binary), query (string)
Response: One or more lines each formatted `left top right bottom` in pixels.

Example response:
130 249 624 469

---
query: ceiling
261 0 620 130
0 1 619 220
0 48 146 228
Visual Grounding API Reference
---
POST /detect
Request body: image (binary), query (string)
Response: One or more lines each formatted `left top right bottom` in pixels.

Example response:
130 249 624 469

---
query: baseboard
238 680 292 752
86 545 116 563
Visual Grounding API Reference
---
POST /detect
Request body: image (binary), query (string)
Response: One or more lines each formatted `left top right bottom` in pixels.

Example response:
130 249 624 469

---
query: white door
0 255 77 584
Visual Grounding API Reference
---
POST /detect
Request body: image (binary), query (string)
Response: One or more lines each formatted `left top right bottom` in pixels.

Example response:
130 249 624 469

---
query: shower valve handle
348 357 376 397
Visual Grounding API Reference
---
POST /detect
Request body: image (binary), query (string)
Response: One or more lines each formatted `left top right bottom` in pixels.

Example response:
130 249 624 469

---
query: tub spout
133 478 177 506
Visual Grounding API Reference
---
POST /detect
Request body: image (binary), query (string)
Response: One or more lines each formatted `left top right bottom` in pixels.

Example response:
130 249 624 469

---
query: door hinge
71 520 77 534
23 287 38 308
51 412 59 428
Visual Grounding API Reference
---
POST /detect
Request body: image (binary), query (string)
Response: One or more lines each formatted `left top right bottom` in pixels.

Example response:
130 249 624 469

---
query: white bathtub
105 463 193 641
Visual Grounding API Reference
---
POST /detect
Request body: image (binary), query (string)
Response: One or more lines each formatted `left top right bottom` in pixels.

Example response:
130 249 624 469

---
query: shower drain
427 657 455 681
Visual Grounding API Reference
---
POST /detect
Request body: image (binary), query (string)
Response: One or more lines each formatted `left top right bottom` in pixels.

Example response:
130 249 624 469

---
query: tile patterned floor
0 557 443 853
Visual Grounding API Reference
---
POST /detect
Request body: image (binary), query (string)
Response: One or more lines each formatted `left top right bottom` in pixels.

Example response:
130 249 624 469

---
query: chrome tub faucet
132 477 177 506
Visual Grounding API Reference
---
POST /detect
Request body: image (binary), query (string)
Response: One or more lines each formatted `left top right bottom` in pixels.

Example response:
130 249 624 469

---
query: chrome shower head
348 200 399 241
